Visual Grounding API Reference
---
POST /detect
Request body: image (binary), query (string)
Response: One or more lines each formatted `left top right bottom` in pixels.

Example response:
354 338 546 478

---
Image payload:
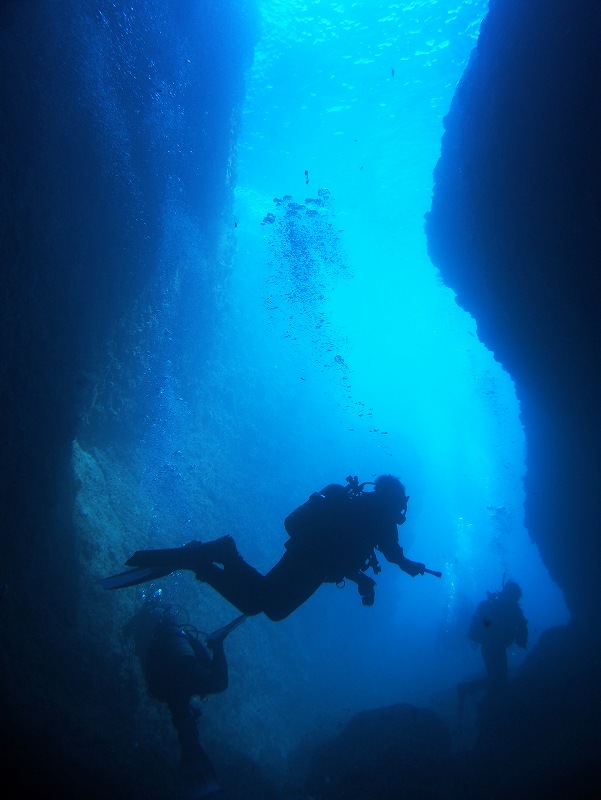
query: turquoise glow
113 3 573 758
218 0 569 702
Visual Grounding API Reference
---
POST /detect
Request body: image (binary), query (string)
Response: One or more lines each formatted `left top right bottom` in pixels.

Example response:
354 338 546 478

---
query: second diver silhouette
457 579 528 727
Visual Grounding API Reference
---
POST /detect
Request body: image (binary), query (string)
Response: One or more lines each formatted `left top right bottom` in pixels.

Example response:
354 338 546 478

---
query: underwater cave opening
207 0 571 736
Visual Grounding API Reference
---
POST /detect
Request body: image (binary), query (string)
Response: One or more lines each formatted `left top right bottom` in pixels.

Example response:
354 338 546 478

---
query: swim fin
125 541 204 570
206 614 248 645
98 565 174 590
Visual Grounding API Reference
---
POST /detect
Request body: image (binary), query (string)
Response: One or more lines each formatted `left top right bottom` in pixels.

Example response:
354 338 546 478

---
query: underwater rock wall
426 0 601 625
0 0 255 541
0 1 256 794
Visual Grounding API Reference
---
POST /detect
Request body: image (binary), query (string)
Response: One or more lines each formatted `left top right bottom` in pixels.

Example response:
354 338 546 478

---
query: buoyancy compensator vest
284 475 371 538
283 476 381 590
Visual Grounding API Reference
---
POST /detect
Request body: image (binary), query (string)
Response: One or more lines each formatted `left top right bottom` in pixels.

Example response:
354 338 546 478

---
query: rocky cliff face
0 3 256 796
0 0 255 588
426 0 601 625
0 1 255 548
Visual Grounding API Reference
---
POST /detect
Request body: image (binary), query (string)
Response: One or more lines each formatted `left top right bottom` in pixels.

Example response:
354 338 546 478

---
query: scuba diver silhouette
103 474 441 621
457 579 528 722
124 592 246 799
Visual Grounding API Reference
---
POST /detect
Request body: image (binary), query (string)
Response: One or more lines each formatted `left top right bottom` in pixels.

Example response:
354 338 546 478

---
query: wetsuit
129 607 227 796
195 485 423 621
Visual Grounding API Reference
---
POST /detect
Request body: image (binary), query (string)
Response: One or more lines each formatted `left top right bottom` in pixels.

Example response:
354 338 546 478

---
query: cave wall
0 0 255 580
426 0 601 625
0 1 256 793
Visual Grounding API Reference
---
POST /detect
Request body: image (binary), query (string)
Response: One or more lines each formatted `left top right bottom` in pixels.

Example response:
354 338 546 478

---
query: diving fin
98 565 174 590
206 614 248 645
125 541 204 570
125 547 188 569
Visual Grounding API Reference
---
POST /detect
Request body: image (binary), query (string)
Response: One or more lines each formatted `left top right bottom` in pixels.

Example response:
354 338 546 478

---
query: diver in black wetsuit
458 581 528 715
124 594 245 799
110 474 434 621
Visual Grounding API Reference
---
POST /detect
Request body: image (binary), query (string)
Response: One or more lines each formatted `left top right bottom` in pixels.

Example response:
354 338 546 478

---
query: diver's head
124 590 181 658
374 474 409 524
502 581 522 602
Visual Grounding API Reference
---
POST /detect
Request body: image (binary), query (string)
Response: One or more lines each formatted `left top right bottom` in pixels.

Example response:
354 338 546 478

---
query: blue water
128 0 567 763
63 0 570 774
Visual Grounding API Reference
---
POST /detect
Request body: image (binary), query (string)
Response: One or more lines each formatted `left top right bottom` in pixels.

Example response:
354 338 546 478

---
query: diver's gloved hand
400 558 425 577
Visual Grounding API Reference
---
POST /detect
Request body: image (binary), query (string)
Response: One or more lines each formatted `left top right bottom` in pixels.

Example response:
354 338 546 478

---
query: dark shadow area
288 623 600 799
0 1 256 796
424 0 601 793
426 0 601 623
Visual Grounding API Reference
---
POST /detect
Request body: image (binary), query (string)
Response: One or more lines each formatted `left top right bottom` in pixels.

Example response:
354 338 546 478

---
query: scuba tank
284 475 374 537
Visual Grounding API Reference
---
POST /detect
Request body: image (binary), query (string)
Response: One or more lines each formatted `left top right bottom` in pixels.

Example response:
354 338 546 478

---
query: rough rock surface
426 0 601 624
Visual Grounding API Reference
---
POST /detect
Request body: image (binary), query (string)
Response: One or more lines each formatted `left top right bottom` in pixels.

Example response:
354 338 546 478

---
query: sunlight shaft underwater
74 0 569 773
73 0 568 750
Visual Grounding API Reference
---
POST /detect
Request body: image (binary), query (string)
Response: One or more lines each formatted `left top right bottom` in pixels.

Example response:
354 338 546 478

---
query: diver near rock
102 474 441 621
124 592 246 799
457 579 528 722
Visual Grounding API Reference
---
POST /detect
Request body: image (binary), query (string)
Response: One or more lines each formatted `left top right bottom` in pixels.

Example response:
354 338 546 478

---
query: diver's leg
457 674 489 728
197 559 269 616
137 534 268 616
481 643 509 693
197 545 322 621
168 696 207 763
260 550 323 620
167 696 219 797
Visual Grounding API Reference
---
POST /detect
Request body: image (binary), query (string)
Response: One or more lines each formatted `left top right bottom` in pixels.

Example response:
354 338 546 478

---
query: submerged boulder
306 703 452 799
